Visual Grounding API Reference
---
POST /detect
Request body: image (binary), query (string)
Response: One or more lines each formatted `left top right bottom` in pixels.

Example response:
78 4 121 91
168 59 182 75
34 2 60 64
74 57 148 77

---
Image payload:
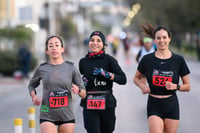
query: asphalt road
0 44 200 133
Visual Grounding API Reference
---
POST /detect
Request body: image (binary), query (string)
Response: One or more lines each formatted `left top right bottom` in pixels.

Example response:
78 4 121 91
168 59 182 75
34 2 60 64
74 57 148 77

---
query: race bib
49 90 69 108
86 91 106 110
152 69 173 87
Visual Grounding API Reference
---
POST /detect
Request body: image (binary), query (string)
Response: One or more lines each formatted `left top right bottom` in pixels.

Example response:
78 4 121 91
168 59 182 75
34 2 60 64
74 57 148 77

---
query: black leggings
83 107 116 133
147 94 179 120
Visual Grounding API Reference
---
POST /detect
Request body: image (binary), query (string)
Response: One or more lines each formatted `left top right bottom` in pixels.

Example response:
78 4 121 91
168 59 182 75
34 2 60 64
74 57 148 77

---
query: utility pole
48 0 56 34
7 0 11 27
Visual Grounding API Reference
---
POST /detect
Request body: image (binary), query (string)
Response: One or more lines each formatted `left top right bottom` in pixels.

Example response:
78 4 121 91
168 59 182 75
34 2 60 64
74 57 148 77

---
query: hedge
0 50 37 76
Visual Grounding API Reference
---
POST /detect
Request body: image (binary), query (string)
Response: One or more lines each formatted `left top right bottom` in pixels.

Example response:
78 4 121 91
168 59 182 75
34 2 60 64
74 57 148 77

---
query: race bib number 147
87 95 106 110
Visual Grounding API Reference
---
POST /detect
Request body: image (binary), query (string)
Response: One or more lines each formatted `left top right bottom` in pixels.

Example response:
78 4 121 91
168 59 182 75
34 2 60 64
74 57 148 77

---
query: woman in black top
133 23 191 133
79 31 127 133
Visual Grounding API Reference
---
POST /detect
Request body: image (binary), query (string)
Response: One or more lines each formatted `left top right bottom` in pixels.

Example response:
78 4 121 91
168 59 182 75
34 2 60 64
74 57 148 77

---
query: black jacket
79 52 127 108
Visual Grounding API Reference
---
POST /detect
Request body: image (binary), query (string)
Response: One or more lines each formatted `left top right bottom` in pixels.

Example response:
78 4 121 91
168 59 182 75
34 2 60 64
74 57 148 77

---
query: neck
88 50 104 58
155 50 172 59
49 58 64 65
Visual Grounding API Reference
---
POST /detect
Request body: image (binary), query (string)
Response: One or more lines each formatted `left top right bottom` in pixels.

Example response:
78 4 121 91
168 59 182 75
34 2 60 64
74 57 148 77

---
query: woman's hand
93 68 111 79
30 91 42 106
32 95 42 106
165 81 176 90
134 71 150 94
139 84 151 94
71 84 86 98
71 84 79 94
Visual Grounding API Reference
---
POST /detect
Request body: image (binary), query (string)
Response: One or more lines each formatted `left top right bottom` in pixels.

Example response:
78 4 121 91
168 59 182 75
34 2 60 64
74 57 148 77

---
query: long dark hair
140 22 171 39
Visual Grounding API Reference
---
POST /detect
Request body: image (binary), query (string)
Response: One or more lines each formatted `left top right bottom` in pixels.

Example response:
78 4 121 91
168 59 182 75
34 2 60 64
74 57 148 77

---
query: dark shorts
147 94 179 120
40 119 75 126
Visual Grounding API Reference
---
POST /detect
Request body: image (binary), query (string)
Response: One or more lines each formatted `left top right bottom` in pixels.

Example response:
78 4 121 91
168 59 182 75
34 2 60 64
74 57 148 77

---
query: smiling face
154 29 171 51
46 37 64 60
89 35 104 53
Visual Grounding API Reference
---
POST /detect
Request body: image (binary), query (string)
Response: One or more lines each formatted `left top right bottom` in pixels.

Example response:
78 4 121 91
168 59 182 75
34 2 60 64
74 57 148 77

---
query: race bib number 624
152 76 172 86
152 70 173 87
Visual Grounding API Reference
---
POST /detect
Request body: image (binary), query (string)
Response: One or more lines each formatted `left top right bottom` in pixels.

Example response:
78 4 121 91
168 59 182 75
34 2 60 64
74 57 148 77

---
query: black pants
83 107 116 133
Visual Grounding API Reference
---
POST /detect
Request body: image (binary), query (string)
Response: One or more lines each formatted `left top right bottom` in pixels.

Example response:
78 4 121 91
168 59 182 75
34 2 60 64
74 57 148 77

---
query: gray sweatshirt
28 61 85 121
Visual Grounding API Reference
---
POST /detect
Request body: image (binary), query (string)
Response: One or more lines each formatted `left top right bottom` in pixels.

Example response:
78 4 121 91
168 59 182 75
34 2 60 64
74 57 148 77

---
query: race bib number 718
49 91 69 108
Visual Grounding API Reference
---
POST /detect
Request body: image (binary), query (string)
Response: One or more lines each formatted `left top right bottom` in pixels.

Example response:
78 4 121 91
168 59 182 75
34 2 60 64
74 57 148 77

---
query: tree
59 16 77 39
126 0 200 33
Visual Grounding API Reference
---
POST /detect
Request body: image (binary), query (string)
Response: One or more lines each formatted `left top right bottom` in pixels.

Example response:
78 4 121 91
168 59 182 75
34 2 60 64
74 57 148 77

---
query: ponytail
140 22 155 39
140 22 171 39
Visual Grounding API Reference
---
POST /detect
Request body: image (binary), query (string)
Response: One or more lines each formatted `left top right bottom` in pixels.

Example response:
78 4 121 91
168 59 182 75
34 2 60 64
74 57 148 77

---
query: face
154 29 171 50
144 42 152 51
46 37 64 59
89 35 104 53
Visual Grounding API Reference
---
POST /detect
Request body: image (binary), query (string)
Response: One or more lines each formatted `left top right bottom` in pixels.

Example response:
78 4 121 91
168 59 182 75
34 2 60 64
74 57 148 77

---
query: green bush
0 27 32 42
0 50 37 76
183 44 196 53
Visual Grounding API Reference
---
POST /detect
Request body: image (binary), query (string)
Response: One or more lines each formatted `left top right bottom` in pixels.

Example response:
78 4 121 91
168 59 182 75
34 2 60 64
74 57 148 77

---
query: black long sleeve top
79 52 127 108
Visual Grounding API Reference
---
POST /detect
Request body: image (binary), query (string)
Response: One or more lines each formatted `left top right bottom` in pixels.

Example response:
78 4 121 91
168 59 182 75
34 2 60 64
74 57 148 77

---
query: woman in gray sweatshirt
28 35 86 133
